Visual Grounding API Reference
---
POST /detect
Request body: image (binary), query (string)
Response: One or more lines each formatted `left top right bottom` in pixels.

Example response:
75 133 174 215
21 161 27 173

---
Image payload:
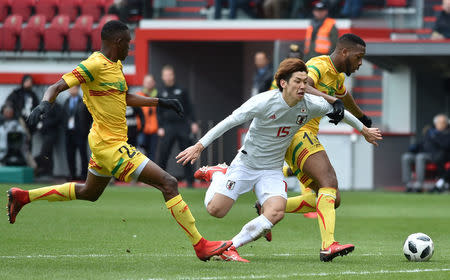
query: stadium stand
353 65 383 125
1 14 23 51
0 0 8 22
158 0 207 19
91 14 119 51
10 0 34 22
21 14 46 51
44 15 70 51
58 0 81 23
81 0 107 23
35 0 59 22
68 15 93 52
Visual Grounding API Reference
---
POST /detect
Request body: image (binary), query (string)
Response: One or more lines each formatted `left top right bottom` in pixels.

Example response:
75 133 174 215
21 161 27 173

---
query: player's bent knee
206 204 227 218
161 174 178 194
265 210 285 225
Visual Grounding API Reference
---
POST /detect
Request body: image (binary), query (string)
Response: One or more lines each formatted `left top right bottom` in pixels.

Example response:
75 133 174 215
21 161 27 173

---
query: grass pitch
1 183 449 280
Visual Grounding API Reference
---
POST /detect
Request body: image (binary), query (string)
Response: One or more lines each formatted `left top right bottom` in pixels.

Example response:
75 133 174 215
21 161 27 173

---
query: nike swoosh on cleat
211 242 228 253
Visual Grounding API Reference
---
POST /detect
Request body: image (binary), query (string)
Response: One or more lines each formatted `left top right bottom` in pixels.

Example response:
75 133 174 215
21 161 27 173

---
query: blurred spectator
63 85 92 181
108 0 148 22
214 0 256 19
431 0 450 40
108 0 129 22
157 65 199 187
251 51 273 96
263 0 290 18
325 0 343 18
402 114 450 192
0 104 27 166
426 114 450 192
34 102 62 177
340 0 363 18
304 2 338 61
6 74 39 133
126 106 145 146
287 43 303 59
136 74 159 162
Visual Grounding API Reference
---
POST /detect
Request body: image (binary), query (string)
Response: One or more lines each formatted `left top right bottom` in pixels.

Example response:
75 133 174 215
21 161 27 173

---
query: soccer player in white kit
176 58 382 262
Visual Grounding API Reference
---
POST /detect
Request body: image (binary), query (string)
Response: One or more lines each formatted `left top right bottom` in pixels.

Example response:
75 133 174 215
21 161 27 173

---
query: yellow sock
285 192 316 213
316 187 337 249
282 166 290 177
29 183 76 202
166 194 202 245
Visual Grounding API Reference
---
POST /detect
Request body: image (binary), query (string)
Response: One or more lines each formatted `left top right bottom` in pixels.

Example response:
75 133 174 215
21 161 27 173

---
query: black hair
338 33 366 47
101 20 129 41
21 74 32 86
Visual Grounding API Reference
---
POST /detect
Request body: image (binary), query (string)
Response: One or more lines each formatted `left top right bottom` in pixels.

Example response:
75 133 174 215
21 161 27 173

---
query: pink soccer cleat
320 242 355 262
194 163 228 182
220 246 250 263
303 212 318 219
7 187 30 224
193 238 232 261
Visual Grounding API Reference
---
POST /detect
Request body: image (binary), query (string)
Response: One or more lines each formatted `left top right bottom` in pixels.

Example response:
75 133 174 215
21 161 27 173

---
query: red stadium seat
80 0 106 22
68 15 93 51
2 15 23 51
386 0 407 7
58 0 81 22
0 0 10 22
21 14 46 51
35 0 59 22
10 0 34 22
44 15 70 51
91 14 119 51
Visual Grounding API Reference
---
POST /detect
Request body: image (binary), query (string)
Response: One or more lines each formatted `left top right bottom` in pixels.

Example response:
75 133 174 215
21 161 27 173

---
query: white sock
231 214 273 249
204 172 226 208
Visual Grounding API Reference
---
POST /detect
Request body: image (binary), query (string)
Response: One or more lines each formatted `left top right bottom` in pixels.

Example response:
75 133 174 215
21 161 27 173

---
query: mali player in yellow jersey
7 20 232 262
263 34 375 262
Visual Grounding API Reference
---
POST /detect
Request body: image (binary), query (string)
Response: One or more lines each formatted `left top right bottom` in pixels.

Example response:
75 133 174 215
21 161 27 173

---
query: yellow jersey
62 51 128 143
271 55 347 135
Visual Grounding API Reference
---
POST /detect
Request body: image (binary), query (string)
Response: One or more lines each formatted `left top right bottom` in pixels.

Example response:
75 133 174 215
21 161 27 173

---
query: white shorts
215 157 287 205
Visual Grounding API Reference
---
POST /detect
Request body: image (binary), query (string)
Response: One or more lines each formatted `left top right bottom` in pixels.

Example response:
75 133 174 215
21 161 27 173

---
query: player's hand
158 98 184 118
27 101 52 126
176 142 204 165
326 99 345 125
361 126 383 147
358 114 372 128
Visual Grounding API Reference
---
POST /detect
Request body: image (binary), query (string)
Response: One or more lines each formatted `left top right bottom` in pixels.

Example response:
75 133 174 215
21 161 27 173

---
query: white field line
0 252 389 259
176 269 450 280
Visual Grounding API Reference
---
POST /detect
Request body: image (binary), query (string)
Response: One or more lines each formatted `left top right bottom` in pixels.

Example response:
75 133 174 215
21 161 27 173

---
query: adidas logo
269 114 276 119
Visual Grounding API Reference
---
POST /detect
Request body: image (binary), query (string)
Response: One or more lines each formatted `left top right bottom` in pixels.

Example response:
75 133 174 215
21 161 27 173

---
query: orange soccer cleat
320 242 355 262
194 163 228 182
254 201 272 242
193 238 232 261
220 246 250 263
7 187 30 224
303 212 318 219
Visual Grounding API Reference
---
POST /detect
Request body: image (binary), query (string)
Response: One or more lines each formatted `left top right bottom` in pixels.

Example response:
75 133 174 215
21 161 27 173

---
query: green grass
0 184 449 280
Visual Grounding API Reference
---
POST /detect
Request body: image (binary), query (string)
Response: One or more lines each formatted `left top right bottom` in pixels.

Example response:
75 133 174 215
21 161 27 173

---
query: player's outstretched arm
176 142 204 166
126 93 184 117
360 126 383 147
342 92 372 127
126 92 158 107
28 79 69 126
341 110 382 146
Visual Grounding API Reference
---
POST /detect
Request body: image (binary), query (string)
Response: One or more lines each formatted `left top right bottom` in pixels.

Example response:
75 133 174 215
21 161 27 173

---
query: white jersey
199 89 363 170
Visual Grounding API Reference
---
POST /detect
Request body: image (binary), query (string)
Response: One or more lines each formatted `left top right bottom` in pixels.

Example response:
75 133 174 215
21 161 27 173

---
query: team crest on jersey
296 114 307 125
226 180 235 190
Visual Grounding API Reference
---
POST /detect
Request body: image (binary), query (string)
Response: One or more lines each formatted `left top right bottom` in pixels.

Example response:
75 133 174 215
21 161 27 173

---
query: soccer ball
403 233 434 262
